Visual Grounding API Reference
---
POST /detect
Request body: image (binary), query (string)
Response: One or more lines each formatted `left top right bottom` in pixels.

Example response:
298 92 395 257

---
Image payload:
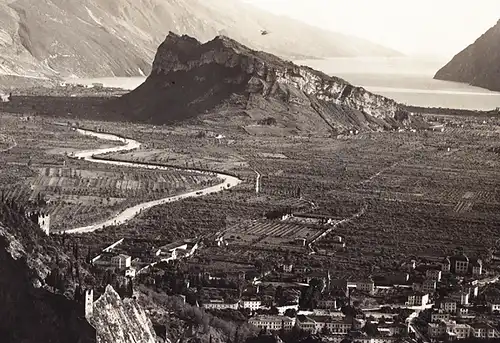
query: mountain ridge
114 32 412 133
434 19 500 92
0 0 400 82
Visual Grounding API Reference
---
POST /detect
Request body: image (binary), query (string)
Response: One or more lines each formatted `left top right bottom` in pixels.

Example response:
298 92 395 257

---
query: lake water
65 57 500 111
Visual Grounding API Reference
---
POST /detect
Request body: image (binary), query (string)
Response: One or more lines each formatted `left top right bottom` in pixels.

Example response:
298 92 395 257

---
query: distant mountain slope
434 20 500 91
0 0 400 80
113 32 412 134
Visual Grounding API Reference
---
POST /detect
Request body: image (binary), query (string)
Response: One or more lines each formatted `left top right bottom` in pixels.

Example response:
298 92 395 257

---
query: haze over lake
296 57 500 110
66 57 500 111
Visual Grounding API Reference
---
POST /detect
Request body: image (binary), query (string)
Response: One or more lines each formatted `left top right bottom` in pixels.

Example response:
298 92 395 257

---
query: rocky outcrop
115 33 410 133
0 202 96 343
88 285 158 343
434 19 500 91
0 0 399 81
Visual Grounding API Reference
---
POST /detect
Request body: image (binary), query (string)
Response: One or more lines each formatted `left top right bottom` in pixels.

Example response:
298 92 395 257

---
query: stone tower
85 289 94 319
37 213 50 236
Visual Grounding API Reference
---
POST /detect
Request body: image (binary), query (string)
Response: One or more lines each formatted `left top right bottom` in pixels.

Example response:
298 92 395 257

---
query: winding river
64 128 242 234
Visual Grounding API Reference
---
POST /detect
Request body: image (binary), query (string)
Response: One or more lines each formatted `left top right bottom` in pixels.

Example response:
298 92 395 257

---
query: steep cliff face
115 33 409 133
89 285 158 343
434 19 500 91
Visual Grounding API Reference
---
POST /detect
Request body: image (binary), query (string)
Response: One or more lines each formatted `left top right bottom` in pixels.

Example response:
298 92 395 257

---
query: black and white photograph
1 1 500 343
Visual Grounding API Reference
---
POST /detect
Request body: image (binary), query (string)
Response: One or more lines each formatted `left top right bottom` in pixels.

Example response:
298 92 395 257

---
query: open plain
1 92 498 277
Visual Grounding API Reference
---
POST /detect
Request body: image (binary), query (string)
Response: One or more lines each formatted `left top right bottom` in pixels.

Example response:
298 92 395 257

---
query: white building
489 303 500 313
240 299 261 311
297 315 352 335
203 299 239 310
111 254 131 270
471 323 499 338
440 300 457 314
356 279 375 295
249 315 295 331
428 320 471 339
406 293 429 307
454 323 472 339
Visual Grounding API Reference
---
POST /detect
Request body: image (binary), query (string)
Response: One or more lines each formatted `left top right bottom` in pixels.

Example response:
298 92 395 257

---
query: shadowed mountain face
0 0 400 80
434 19 500 92
113 33 411 134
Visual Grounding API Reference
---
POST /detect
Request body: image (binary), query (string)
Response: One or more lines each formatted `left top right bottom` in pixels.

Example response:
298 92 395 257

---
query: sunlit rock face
89 285 158 343
116 32 410 132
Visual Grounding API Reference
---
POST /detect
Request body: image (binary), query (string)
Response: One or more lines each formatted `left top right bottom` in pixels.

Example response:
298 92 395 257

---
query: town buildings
111 254 131 270
202 299 239 310
406 292 429 307
249 316 295 331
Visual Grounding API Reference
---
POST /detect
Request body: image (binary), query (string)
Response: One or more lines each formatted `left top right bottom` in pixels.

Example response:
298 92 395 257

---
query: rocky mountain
0 199 164 343
113 33 412 134
434 19 500 92
88 285 159 343
0 201 96 343
0 0 399 81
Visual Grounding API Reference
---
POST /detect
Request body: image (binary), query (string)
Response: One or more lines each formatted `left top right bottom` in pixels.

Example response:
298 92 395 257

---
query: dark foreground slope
114 33 412 134
0 202 96 343
434 20 500 91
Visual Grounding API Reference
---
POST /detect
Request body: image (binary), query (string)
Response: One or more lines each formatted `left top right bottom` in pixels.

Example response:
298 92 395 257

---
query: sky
243 0 500 59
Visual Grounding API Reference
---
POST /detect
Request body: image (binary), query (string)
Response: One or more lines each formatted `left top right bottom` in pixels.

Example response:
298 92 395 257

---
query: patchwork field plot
225 220 324 248
65 114 500 274
0 115 220 231
3 110 499 279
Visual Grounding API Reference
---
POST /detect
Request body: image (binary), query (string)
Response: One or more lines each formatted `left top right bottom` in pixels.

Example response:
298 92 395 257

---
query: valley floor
2 91 500 342
1 92 498 273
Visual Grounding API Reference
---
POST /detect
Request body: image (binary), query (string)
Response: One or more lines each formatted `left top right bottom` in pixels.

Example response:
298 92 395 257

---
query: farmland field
0 113 221 231
65 112 500 278
224 219 325 248
2 108 500 278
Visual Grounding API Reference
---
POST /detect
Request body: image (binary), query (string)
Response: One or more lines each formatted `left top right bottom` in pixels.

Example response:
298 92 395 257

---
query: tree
363 321 378 336
284 308 297 318
85 247 92 264
275 286 284 305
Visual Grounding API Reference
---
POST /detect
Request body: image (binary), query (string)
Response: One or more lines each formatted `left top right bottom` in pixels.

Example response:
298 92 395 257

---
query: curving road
64 128 242 234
